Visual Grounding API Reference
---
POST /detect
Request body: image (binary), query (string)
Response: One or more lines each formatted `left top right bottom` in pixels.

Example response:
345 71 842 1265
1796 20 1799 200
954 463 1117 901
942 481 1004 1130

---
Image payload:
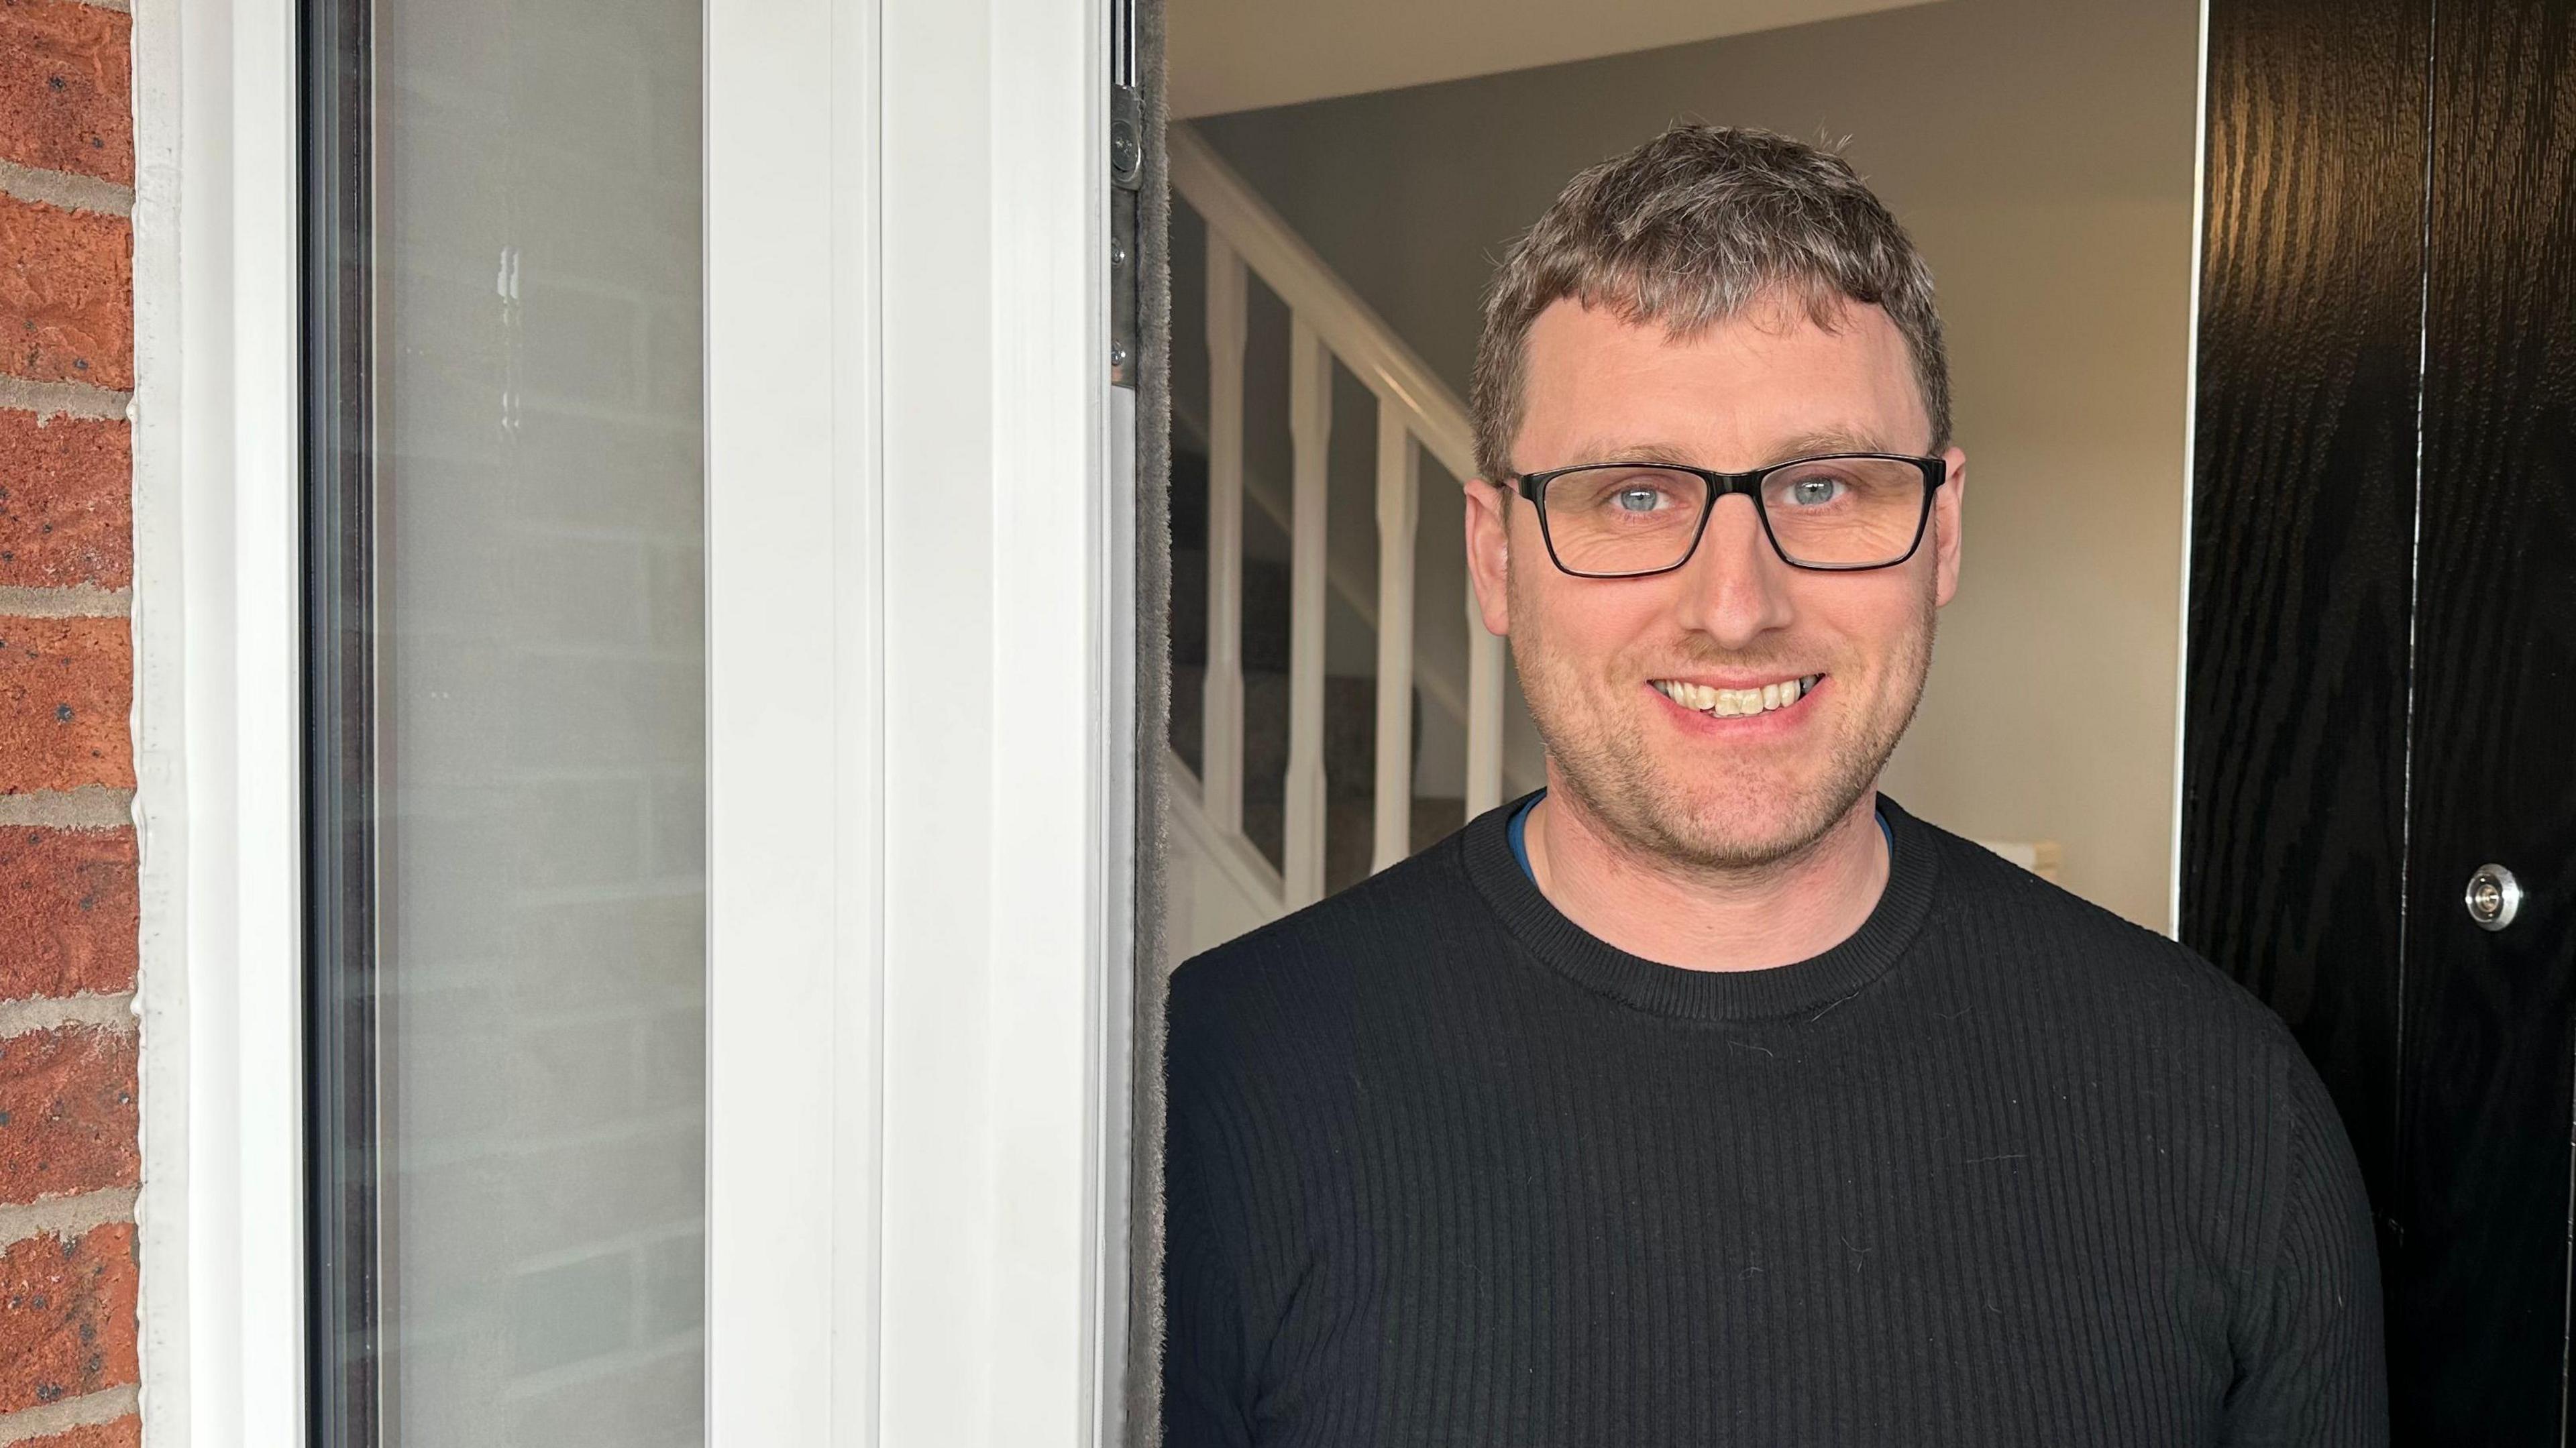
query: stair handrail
1170 125 1479 484
1172 123 1509 905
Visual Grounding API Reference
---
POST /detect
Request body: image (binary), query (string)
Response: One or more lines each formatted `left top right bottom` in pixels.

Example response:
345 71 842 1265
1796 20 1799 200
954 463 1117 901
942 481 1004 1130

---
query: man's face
1464 294 1966 871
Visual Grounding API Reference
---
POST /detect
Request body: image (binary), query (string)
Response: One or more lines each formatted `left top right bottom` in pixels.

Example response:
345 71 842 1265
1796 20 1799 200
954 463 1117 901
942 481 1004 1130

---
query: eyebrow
1554 427 1900 471
1766 427 1900 459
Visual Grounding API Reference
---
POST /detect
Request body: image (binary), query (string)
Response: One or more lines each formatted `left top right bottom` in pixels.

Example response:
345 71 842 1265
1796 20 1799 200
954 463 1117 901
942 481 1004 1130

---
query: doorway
1157 0 2202 956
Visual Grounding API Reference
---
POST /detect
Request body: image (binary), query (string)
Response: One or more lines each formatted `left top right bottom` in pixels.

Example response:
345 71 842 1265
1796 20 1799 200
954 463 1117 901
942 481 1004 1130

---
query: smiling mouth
1650 674 1823 718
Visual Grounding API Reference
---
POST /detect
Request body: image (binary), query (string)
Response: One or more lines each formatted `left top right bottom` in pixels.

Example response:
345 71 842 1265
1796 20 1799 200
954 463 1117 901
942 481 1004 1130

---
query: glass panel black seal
299 0 380 1439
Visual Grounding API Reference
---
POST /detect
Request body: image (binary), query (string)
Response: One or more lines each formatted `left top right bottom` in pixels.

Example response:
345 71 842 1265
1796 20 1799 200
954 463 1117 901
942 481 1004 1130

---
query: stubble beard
1508 565 1937 875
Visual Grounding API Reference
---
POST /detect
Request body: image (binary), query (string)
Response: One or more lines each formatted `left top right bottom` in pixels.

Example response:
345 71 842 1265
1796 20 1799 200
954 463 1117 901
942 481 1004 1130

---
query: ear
1931 445 1966 608
1463 478 1515 637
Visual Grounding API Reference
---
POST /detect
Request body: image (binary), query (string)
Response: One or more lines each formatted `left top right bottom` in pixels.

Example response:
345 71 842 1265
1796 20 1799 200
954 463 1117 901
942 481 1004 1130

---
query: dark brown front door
2186 0 2576 1439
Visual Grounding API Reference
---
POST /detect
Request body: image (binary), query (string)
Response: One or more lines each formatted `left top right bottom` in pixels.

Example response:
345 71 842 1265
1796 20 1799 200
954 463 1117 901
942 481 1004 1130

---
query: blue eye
1785 476 1844 507
1614 487 1662 513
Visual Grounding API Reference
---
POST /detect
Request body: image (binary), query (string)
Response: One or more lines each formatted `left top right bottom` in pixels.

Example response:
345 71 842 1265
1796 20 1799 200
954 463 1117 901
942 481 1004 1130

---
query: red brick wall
0 0 141 1443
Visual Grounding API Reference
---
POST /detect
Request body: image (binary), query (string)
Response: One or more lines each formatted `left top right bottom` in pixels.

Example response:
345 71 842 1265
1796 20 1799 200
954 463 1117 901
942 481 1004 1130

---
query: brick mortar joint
0 586 133 618
0 1384 139 1447
0 159 133 219
0 1186 136 1256
0 376 131 423
0 788 135 829
0 991 137 1038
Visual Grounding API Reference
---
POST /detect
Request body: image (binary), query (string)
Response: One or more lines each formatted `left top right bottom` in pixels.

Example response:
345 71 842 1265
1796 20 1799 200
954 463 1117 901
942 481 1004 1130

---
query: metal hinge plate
1109 79 1142 387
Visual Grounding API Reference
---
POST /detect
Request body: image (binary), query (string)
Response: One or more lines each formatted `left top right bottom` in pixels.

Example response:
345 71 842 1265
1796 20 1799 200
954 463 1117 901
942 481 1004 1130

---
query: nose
1670 494 1795 649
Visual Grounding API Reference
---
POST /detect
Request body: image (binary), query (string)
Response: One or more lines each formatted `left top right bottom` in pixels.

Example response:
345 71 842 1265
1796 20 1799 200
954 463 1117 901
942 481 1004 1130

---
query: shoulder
1909 810 2309 1074
1906 812 2364 1266
1165 834 1483 1101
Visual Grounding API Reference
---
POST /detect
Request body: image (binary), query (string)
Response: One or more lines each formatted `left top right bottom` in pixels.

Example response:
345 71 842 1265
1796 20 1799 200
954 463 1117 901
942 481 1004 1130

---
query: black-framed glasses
1511 453 1947 577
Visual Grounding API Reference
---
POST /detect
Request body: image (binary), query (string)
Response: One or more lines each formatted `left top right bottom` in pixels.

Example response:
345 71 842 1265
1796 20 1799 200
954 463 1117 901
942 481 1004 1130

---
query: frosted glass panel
372 0 704 1441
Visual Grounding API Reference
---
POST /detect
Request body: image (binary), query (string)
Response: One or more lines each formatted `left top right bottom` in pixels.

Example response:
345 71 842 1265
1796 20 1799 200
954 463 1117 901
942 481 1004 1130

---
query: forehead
1514 294 1930 467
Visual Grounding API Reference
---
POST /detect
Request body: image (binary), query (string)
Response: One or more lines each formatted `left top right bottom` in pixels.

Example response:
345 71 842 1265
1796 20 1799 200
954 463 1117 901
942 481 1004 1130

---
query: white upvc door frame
706 0 1128 1440
131 0 306 1438
136 0 1129 1439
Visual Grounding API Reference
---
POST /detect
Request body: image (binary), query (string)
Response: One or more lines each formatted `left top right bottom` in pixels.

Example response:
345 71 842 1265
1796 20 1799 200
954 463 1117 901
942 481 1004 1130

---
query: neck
1523 774 1890 972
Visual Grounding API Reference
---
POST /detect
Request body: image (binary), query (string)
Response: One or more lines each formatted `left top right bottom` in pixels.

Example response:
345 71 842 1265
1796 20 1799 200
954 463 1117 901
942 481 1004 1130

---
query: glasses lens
1538 466 1709 575
1760 456 1929 567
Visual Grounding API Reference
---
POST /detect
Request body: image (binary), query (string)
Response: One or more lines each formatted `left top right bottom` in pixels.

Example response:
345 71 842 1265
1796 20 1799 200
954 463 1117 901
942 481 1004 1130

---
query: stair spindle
1371 404 1418 874
1284 317 1333 907
1466 589 1505 816
1201 229 1248 835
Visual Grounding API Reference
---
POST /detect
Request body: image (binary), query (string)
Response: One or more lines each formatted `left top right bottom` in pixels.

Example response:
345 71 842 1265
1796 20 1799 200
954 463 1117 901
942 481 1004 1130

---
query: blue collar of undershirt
1506 789 1891 882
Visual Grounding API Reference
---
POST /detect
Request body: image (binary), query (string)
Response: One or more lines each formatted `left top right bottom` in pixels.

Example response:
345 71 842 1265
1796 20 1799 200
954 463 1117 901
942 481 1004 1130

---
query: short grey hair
1469 123 1950 485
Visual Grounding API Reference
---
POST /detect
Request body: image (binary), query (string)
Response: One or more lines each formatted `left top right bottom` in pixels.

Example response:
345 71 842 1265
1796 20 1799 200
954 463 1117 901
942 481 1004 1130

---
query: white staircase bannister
1174 118 1519 913
1175 392 1490 775
1371 405 1419 873
1169 124 1479 488
1283 317 1333 907
1200 233 1248 835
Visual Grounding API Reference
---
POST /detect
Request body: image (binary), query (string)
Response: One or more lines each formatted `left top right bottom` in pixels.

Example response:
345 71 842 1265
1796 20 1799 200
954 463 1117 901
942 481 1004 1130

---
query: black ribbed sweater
1162 795 2386 1446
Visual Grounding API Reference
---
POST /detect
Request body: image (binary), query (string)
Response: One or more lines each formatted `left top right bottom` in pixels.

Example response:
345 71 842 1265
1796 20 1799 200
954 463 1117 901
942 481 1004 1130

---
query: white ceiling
1170 0 1946 119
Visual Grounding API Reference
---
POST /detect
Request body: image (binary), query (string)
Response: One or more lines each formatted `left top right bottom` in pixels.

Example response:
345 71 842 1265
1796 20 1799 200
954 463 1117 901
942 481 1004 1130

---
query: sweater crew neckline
1463 789 1941 1023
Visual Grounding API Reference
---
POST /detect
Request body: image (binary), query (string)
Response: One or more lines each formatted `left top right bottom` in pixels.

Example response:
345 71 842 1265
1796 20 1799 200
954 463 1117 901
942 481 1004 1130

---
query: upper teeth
1654 675 1820 717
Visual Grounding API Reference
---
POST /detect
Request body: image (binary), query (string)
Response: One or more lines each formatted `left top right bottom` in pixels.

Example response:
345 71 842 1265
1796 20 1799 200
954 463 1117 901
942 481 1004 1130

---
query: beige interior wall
1192 0 2200 929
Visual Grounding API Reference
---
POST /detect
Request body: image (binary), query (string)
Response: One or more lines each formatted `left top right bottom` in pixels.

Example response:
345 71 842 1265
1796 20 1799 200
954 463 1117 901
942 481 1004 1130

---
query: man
1161 124 2385 1445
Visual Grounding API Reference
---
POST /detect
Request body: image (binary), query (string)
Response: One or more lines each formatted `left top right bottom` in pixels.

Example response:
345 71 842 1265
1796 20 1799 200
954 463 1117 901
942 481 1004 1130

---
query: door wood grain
2390 1 2576 1438
2183 0 2427 1237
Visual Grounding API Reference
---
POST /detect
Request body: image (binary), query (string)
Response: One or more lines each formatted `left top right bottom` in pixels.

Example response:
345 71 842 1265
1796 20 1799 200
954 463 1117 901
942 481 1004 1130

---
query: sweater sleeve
1161 969 1259 1448
2222 1060 2390 1445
